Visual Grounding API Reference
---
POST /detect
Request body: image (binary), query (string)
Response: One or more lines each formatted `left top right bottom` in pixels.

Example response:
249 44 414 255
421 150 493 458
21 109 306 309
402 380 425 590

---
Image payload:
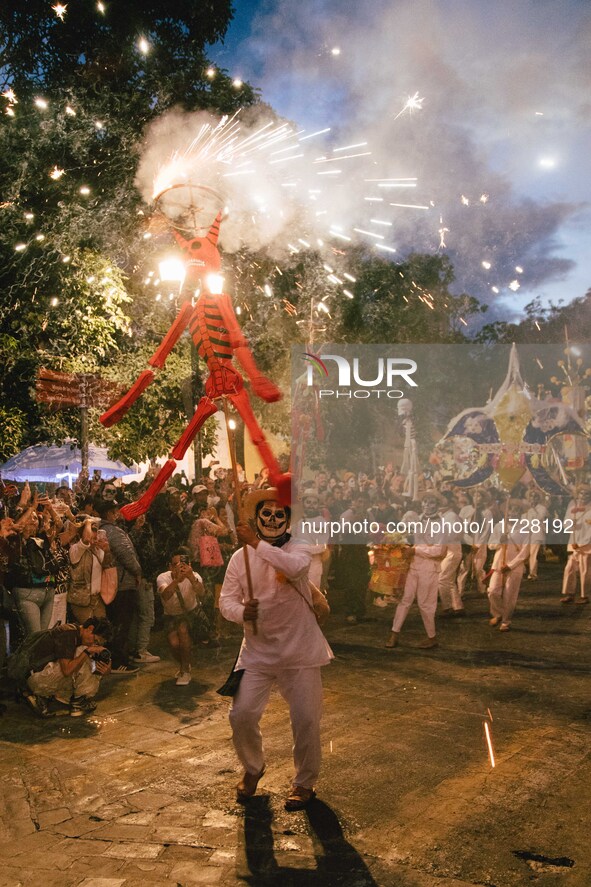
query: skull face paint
256 501 289 540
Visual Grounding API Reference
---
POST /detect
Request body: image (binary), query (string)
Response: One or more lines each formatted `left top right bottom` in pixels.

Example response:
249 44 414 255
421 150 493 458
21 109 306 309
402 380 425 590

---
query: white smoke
208 0 591 316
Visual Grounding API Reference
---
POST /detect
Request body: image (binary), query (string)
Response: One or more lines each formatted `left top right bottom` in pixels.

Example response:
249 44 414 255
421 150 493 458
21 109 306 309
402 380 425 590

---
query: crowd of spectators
0 458 580 718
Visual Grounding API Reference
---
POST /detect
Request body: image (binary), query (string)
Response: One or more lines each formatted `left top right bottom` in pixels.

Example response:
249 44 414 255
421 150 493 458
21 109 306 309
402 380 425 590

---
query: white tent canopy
0 441 135 484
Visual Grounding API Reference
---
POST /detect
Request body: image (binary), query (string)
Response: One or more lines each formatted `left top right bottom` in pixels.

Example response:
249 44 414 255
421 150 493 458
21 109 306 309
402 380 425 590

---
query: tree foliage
0 1 257 460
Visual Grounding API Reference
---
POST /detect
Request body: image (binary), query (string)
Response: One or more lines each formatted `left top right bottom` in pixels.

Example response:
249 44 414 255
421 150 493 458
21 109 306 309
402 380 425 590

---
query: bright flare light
482 261 491 270
331 47 341 56
79 185 91 196
52 3 67 20
34 97 49 110
158 257 186 283
509 280 520 292
50 166 65 180
207 273 225 295
539 157 556 169
138 37 150 55
232 78 243 89
206 67 216 79
394 91 425 120
97 1 105 12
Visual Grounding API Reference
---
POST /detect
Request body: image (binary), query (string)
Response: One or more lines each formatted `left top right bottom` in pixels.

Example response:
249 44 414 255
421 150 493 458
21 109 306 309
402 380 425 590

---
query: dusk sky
210 0 591 322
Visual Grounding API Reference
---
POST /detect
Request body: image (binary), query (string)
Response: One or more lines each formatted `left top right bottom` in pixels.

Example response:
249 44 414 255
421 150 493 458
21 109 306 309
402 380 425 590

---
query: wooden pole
223 397 257 634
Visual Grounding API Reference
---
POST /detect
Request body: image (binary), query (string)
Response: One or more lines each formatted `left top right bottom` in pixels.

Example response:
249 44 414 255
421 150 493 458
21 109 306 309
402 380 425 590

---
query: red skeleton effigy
100 212 291 520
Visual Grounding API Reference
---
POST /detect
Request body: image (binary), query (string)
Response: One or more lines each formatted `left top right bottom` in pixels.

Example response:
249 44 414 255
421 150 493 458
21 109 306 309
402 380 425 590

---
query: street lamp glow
207 273 225 295
158 258 186 284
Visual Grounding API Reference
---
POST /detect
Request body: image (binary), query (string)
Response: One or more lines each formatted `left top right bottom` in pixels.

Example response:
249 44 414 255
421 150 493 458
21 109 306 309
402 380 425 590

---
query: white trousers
528 543 542 578
229 666 323 790
438 545 462 610
562 552 590 598
392 564 438 638
488 566 524 625
457 545 487 596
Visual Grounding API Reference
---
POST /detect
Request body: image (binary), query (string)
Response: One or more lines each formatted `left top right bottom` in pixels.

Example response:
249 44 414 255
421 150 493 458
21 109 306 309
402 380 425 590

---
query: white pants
28 648 100 702
392 563 438 638
229 666 323 790
562 551 590 599
457 545 487 596
438 545 462 610
528 543 542 578
488 566 524 625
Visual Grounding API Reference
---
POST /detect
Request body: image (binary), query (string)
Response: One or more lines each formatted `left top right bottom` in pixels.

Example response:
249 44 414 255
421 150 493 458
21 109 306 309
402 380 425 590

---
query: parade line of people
0 464 587 810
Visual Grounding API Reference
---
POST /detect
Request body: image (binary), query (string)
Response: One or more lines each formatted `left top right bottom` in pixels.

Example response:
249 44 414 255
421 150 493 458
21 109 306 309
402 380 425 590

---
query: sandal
236 766 266 803
385 632 399 649
285 785 316 811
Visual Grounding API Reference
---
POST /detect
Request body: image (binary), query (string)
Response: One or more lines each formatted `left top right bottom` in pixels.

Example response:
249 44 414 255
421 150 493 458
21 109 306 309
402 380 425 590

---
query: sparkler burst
393 91 425 120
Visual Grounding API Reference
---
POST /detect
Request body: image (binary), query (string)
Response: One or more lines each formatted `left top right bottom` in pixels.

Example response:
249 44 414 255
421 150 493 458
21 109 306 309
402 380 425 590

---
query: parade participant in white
523 489 548 580
561 485 591 605
296 489 329 588
487 500 530 631
456 490 492 597
386 492 447 649
219 489 333 811
437 495 464 614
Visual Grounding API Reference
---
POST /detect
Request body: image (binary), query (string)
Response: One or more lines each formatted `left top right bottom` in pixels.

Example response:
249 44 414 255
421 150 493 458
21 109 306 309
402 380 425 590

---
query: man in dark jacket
95 498 141 674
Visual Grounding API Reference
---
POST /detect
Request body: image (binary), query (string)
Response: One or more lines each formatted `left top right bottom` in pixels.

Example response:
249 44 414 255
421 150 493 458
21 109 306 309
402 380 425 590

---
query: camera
90 648 111 665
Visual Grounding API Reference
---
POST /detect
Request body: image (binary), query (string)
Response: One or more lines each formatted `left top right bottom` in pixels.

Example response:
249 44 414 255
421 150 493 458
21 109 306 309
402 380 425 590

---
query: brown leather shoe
417 636 438 649
385 631 399 648
236 766 266 803
285 786 316 811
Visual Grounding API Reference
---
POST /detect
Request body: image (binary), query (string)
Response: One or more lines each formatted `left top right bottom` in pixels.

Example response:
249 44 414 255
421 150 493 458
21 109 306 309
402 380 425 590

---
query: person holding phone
156 548 205 686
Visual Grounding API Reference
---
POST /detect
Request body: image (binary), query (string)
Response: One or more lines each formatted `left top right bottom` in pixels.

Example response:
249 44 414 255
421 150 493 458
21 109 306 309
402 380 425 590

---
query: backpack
6 624 78 685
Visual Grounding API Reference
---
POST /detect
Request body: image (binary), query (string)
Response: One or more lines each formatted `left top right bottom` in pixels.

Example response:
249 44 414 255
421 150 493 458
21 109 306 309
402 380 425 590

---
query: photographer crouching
9 617 113 718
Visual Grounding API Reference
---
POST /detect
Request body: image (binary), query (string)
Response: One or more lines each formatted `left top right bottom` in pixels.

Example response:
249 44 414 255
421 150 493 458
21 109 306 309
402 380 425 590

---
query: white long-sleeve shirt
488 523 530 571
219 538 333 671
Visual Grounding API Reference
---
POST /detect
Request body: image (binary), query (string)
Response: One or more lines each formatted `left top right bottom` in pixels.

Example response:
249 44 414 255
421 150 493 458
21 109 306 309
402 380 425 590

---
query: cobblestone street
1 563 591 887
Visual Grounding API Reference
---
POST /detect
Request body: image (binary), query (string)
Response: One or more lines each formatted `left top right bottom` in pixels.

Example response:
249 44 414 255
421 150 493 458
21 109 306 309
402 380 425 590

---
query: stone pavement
1 562 591 887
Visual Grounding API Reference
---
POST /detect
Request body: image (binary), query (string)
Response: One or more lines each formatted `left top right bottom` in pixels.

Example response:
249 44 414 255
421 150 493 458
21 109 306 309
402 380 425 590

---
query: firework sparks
483 720 496 768
52 3 67 20
49 166 65 180
394 91 425 120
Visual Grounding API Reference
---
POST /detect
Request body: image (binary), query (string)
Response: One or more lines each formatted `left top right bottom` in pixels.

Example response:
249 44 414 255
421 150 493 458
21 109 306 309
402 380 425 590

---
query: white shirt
524 503 547 543
219 538 333 671
488 522 530 571
459 505 492 545
156 569 203 616
69 540 104 598
565 500 591 551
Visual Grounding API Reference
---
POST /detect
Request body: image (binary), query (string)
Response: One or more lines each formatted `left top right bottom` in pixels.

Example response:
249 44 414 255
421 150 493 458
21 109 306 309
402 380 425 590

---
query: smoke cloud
210 0 591 317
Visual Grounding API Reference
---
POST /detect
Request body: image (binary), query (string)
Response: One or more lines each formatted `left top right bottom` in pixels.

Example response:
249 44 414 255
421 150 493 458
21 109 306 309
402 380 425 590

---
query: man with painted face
219 489 333 811
297 489 329 589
